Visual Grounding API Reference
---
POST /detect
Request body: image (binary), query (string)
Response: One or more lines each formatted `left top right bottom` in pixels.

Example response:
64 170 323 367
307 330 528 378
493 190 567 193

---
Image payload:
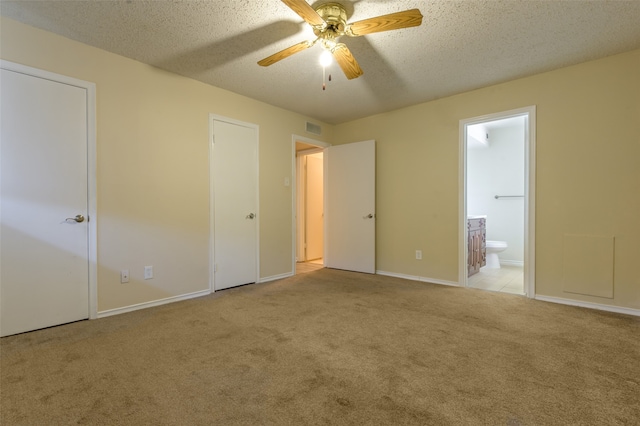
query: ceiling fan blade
347 9 423 36
258 40 313 67
332 43 364 80
281 0 325 27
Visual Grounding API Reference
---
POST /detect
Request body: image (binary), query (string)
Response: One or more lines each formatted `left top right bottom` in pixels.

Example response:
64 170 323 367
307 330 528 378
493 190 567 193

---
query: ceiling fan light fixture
319 50 333 67
258 0 424 81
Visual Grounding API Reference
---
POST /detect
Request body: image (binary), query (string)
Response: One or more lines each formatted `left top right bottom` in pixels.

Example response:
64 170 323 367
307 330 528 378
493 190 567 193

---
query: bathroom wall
467 120 525 263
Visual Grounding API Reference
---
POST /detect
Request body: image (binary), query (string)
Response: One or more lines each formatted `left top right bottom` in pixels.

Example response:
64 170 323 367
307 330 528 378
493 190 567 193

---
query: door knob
363 213 374 219
66 214 85 223
246 213 255 219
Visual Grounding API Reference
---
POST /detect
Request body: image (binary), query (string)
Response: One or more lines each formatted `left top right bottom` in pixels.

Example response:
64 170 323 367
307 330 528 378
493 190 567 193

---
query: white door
305 153 324 261
212 118 258 290
1 68 90 336
325 140 376 273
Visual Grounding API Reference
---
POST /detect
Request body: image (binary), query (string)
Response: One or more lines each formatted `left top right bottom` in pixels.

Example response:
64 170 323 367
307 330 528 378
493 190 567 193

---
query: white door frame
291 135 329 274
0 60 98 318
458 106 536 297
209 114 260 291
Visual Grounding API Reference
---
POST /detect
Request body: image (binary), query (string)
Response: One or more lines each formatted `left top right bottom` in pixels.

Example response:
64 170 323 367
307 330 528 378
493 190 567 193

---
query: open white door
1 65 92 336
211 117 259 290
325 140 375 273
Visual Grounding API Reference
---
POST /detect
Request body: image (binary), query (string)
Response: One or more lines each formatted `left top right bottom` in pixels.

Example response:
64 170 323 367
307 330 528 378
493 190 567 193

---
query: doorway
459 107 536 297
293 136 328 275
291 136 377 276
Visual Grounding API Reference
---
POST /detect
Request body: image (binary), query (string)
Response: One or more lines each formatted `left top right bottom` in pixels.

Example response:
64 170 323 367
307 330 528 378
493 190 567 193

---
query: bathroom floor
468 264 524 295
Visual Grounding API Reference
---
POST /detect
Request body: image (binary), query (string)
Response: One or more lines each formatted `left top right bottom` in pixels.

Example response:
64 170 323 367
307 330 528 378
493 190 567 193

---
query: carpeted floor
1 268 639 425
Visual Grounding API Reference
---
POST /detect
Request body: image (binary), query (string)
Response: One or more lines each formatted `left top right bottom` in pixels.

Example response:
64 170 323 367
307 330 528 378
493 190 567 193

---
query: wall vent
305 122 322 135
562 234 615 299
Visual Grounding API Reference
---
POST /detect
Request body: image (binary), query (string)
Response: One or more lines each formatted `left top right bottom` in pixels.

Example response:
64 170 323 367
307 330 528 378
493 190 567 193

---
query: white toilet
485 240 508 268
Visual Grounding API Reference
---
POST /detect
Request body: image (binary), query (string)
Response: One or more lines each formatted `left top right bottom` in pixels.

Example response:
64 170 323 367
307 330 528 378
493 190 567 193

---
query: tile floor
295 259 324 275
467 264 524 295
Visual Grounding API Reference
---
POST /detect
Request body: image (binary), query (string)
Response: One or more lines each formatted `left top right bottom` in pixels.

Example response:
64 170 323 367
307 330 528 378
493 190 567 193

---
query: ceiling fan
258 0 423 80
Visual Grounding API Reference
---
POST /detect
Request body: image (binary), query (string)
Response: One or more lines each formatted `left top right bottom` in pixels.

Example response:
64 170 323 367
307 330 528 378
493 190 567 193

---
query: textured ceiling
2 0 639 124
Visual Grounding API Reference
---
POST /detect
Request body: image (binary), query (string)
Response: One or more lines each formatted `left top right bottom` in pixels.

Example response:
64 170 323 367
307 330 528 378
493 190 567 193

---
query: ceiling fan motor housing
314 2 348 39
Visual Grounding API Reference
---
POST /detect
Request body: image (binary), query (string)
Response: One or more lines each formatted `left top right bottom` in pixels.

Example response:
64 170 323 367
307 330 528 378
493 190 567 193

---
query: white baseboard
535 295 640 317
499 259 524 266
376 270 460 287
259 272 294 283
97 289 211 318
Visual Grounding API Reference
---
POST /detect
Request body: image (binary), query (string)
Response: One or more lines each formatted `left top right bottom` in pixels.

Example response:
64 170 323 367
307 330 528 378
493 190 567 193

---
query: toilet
485 240 508 268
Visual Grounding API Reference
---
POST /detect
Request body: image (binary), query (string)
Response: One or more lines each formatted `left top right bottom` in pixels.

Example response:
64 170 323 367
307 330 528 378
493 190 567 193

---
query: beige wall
334 49 640 310
3 16 639 313
1 17 332 312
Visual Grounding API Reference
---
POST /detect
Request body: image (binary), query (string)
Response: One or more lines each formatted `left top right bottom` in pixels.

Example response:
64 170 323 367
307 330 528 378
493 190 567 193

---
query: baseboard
97 289 211 319
376 270 460 287
500 259 524 266
535 295 640 317
259 272 294 283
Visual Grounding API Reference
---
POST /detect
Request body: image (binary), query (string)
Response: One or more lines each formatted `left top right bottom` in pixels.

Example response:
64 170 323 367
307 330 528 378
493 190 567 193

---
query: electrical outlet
415 250 422 260
121 269 130 283
144 265 153 280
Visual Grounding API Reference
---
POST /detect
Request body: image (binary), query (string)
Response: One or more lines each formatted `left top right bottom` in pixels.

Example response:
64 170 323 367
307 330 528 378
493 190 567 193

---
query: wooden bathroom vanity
468 216 486 277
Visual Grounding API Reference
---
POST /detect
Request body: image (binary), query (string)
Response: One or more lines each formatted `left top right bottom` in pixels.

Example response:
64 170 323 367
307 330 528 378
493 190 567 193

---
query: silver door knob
66 214 85 223
246 213 255 219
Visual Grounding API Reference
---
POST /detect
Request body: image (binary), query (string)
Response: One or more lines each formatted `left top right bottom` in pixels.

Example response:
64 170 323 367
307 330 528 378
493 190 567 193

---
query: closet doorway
294 136 328 275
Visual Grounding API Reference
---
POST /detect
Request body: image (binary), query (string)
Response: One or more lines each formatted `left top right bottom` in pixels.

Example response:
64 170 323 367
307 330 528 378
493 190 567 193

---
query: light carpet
2 268 639 425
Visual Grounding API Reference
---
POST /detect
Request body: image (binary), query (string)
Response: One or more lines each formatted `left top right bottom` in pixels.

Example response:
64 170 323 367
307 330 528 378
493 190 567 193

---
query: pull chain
322 67 326 90
322 67 332 91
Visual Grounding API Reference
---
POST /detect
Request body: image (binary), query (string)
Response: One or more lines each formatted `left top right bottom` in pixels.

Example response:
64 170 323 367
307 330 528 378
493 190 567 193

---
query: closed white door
324 140 376 273
1 68 90 336
305 153 324 261
212 118 258 290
